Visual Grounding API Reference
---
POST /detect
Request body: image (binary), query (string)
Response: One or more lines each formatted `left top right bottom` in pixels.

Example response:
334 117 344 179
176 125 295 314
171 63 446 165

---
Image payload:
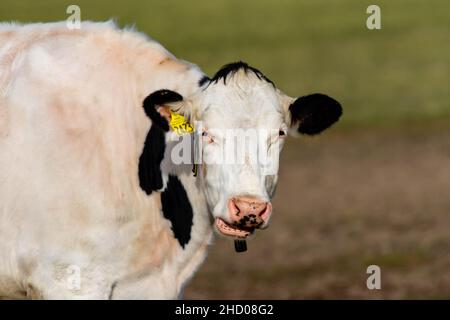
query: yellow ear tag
169 111 194 136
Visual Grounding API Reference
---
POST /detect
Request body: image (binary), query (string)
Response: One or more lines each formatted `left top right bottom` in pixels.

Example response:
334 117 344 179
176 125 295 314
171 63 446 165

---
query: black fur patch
198 75 210 87
289 93 342 135
143 89 183 131
161 175 193 248
139 89 184 194
138 125 166 195
206 61 274 86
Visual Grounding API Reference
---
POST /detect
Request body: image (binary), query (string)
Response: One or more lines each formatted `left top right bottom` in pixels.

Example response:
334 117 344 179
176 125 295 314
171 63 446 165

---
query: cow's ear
143 89 192 131
289 93 342 135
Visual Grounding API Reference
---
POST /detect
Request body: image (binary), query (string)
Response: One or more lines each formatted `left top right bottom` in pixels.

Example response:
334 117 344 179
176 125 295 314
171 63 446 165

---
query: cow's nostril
230 199 241 215
256 205 267 216
229 197 272 226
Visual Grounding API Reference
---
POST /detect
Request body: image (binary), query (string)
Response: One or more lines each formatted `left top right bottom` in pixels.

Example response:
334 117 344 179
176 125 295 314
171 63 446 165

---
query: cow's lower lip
215 218 254 238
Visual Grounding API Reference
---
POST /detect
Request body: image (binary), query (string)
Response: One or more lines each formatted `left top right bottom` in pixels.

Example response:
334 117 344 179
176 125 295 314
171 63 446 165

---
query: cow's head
144 62 342 239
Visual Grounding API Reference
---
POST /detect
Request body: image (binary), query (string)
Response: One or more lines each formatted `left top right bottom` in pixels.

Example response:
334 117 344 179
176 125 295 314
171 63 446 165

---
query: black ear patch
198 75 210 87
143 89 183 132
139 89 183 194
138 125 165 195
289 93 342 135
161 175 193 248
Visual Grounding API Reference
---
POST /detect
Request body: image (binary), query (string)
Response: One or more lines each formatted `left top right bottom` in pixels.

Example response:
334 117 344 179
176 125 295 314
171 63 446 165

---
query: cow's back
0 21 207 298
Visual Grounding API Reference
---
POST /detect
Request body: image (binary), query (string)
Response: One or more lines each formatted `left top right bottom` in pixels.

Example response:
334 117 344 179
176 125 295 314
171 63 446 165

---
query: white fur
182 72 290 222
0 21 213 299
0 21 292 299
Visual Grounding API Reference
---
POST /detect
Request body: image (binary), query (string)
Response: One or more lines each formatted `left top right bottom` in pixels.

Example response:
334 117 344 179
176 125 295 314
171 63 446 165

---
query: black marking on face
233 215 263 230
205 61 275 87
161 175 193 248
198 75 210 87
289 93 342 135
138 125 165 195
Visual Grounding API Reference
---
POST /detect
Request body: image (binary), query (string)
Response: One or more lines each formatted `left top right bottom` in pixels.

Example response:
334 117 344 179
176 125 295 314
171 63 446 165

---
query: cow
0 21 342 299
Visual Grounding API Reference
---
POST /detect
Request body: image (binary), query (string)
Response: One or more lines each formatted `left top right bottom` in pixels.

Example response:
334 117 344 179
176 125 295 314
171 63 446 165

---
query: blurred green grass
1 0 449 129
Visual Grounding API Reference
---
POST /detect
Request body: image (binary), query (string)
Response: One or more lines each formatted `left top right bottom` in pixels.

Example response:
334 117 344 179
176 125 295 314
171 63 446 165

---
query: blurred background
1 0 449 298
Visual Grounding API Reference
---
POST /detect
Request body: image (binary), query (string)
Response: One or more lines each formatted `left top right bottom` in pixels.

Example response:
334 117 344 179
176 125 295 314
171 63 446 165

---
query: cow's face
145 62 342 239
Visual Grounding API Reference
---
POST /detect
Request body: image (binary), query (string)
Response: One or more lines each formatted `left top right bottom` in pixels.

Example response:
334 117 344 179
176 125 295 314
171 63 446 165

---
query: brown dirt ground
185 125 450 299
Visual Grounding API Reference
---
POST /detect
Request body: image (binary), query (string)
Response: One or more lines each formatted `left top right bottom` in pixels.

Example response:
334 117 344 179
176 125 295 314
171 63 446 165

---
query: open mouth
215 218 258 238
214 199 272 240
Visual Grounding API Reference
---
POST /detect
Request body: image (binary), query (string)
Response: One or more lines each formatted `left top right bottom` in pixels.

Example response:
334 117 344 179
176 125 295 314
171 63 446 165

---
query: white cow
0 21 341 299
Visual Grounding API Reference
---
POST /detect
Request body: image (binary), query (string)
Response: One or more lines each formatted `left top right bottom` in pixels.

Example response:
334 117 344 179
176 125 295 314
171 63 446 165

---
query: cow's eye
202 131 214 143
279 130 286 137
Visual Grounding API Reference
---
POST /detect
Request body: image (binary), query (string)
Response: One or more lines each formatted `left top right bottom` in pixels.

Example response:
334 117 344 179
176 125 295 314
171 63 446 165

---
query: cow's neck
131 57 214 294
